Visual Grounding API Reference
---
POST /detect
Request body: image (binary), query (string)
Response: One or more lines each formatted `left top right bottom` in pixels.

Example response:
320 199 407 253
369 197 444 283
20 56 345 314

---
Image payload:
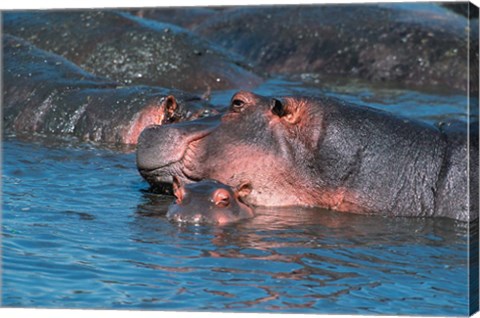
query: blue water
1 81 473 315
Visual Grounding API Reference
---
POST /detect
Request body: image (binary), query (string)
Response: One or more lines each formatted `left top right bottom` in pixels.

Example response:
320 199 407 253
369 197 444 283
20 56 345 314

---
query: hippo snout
136 124 174 171
167 210 211 224
136 115 221 174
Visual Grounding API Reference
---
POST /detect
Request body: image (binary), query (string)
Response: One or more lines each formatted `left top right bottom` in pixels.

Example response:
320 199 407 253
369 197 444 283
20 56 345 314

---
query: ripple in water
1 80 472 315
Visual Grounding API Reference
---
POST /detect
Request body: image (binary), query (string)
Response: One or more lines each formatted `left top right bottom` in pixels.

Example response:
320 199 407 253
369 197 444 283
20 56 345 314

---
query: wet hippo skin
137 91 478 221
167 178 254 225
127 7 220 30
3 35 217 145
194 3 476 92
3 10 261 93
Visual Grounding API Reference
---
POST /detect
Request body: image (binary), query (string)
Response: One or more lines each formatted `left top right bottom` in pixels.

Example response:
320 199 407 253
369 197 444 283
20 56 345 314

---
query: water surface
1 80 473 315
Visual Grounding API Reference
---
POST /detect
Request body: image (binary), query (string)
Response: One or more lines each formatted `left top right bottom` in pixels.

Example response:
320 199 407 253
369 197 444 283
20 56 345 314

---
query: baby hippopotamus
167 178 254 225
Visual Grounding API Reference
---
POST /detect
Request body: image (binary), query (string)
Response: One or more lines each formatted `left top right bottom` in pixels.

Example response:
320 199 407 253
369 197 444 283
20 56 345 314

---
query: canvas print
1 1 479 316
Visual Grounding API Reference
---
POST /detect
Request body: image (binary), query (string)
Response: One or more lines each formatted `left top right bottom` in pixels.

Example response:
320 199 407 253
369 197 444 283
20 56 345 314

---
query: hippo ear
235 181 252 198
271 98 300 124
172 176 185 204
163 95 179 123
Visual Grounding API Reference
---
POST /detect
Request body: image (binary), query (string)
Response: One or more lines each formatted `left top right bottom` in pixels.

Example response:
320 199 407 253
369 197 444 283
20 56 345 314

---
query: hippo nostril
271 98 285 117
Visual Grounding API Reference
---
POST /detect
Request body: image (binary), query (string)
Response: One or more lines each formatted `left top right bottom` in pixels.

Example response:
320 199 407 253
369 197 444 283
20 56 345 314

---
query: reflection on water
132 192 469 314
1 79 473 315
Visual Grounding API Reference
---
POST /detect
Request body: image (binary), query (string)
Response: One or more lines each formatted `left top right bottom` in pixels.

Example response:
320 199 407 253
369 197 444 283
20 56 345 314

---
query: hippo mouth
136 117 221 190
139 169 202 195
167 210 221 225
137 140 203 188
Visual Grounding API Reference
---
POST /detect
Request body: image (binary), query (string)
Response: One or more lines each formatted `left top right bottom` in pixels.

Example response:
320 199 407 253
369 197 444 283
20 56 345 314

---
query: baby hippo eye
213 189 231 207
230 99 246 113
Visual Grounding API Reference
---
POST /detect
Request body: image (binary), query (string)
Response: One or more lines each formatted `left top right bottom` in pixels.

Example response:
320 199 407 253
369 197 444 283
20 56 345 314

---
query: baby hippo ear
172 176 185 204
162 95 179 123
235 181 252 199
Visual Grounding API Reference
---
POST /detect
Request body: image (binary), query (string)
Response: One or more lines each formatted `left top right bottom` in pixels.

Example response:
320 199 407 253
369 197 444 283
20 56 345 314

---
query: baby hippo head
167 177 254 225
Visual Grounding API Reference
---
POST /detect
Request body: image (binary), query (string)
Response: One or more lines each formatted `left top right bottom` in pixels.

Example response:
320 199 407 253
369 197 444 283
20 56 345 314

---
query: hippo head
137 91 325 207
137 90 467 220
167 178 254 225
124 94 218 145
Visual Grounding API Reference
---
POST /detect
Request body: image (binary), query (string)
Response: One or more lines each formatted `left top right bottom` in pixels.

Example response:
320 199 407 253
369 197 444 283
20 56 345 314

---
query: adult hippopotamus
194 3 476 93
3 35 217 145
128 7 219 30
167 178 254 225
137 91 478 221
4 10 261 93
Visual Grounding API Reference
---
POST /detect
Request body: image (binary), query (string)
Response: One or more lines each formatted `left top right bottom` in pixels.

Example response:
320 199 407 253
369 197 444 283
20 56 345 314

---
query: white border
0 0 478 10
1 0 479 318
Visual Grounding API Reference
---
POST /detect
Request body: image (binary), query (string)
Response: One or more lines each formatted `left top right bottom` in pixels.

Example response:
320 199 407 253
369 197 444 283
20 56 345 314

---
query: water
1 80 474 315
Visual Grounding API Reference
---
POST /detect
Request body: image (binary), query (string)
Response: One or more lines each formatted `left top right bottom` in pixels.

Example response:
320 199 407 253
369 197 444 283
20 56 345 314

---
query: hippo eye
199 109 211 117
230 99 246 113
213 189 231 207
271 98 285 117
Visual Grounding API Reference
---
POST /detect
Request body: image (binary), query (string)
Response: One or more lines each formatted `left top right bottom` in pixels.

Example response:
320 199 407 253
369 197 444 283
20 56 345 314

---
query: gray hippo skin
195 3 476 92
3 10 261 93
3 35 217 145
137 91 478 221
127 7 220 30
167 178 254 225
